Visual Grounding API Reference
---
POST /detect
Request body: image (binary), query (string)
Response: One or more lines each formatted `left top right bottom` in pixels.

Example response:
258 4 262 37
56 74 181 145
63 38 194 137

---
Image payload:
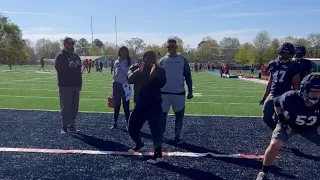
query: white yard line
238 77 268 85
0 87 256 98
0 94 258 105
0 107 262 117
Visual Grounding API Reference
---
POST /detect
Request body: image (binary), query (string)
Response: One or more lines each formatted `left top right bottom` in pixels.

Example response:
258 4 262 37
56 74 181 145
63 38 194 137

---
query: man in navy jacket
55 37 82 134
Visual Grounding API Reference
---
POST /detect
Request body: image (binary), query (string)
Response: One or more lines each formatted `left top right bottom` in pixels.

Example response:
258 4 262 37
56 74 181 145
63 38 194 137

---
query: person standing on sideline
110 59 114 74
111 46 131 129
88 59 92 73
99 61 104 72
127 51 166 164
39 57 45 71
159 39 193 144
55 37 82 134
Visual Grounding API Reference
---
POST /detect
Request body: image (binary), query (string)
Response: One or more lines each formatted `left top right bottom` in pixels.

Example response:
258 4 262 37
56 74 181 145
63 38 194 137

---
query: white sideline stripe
0 107 262 117
0 94 258 104
238 77 268 85
195 90 262 93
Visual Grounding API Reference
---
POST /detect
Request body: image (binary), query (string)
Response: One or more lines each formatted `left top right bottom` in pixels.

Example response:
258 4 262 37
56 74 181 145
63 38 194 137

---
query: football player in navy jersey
256 74 320 180
259 43 301 130
294 45 313 80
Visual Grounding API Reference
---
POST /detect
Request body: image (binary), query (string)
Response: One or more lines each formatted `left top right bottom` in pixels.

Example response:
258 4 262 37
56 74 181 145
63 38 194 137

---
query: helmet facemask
302 89 320 106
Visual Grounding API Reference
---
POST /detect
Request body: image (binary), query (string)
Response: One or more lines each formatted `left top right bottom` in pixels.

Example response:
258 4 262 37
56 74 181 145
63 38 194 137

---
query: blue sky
1 0 320 48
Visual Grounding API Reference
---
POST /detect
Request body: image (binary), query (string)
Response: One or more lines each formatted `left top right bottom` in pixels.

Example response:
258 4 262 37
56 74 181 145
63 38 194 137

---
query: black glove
259 98 266 105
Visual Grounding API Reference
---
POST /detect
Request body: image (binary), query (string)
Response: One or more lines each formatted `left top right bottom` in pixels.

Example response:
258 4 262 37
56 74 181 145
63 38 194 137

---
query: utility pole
115 15 118 51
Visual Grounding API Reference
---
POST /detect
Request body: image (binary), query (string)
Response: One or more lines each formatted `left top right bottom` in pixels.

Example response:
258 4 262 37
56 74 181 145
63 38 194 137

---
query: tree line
1 14 320 66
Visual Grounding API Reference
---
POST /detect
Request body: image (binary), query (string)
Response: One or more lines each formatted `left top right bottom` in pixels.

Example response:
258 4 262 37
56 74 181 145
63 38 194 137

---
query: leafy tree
253 31 271 65
235 43 255 65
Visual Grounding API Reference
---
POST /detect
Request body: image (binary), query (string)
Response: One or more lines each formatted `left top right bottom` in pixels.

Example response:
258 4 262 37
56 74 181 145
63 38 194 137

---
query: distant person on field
199 63 202 71
159 39 193 144
225 64 230 76
95 60 99 72
55 37 82 134
8 57 13 70
211 64 215 71
99 61 103 72
110 60 114 74
88 59 92 73
220 64 224 78
39 57 45 71
111 46 132 129
82 59 89 73
194 62 198 73
207 64 210 71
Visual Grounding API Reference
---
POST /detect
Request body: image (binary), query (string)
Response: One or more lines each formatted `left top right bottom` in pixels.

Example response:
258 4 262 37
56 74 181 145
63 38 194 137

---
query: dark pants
100 65 103 72
113 82 130 122
128 103 163 149
259 72 262 78
111 67 114 74
39 64 44 71
59 87 80 130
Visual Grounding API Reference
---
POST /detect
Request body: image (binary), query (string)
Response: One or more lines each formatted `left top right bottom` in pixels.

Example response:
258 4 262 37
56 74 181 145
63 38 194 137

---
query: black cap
63 37 75 45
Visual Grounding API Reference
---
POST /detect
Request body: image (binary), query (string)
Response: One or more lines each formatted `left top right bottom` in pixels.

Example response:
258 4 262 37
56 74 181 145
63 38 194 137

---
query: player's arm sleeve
183 58 193 94
55 54 69 73
127 65 140 84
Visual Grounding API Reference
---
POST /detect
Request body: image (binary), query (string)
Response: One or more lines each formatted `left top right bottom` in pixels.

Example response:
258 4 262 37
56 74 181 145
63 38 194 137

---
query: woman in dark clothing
111 46 132 129
127 51 166 164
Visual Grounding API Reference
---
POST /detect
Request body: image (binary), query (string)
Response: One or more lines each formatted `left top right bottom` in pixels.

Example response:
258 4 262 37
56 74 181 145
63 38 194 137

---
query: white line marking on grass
0 108 262 117
0 95 258 104
0 87 112 93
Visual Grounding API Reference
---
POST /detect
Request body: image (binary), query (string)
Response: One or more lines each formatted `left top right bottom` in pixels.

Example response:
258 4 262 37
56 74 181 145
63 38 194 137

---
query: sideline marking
0 147 277 159
0 108 262 118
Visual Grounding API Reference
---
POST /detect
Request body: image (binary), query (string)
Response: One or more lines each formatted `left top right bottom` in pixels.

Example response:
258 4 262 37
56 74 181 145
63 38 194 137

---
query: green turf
0 65 266 116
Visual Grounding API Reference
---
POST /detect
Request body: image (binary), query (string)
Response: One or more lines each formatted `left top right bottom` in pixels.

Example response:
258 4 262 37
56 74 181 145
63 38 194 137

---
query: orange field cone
240 73 242 76
265 77 269 81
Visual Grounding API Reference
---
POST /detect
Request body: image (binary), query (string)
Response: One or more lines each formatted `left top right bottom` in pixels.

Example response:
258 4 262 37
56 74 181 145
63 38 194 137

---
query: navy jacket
55 50 82 88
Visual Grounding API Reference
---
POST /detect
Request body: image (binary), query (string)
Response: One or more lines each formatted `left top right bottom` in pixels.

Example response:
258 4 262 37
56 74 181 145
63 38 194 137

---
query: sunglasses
167 45 176 49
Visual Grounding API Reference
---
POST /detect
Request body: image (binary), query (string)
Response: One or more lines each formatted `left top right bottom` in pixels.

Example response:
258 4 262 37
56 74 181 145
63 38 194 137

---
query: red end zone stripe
0 147 278 160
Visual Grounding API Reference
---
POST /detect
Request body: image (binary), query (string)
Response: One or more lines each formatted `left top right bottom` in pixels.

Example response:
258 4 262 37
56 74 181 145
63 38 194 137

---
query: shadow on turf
70 132 130 151
138 131 296 179
153 162 225 180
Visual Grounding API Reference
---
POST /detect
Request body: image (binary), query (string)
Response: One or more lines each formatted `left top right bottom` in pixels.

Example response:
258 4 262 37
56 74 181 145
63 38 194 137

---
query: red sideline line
0 147 278 160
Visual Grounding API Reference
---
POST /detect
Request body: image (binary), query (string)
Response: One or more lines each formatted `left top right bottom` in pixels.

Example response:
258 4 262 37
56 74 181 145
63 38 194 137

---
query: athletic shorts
272 123 320 145
161 94 185 113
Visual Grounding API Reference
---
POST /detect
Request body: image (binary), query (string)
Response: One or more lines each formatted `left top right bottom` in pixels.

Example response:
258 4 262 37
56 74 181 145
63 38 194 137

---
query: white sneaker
256 172 267 180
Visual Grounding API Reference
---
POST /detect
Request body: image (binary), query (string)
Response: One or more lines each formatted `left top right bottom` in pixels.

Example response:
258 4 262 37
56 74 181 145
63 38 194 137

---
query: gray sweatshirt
113 59 129 84
159 54 193 95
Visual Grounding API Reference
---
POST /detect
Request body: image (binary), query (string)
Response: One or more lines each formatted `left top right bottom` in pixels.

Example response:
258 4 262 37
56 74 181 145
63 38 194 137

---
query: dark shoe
110 122 118 129
174 137 183 144
128 143 145 152
67 127 79 133
147 149 163 164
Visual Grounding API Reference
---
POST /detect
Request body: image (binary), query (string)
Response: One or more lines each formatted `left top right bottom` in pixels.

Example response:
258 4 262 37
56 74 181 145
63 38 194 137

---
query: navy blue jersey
296 58 312 80
268 60 300 97
274 90 320 131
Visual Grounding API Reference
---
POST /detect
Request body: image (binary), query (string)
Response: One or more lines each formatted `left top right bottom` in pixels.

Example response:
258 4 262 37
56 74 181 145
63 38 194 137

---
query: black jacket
127 64 166 106
55 50 82 88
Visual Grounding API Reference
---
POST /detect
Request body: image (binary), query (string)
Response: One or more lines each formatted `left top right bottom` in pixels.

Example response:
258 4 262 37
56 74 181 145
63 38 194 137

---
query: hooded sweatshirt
113 59 129 84
127 64 166 106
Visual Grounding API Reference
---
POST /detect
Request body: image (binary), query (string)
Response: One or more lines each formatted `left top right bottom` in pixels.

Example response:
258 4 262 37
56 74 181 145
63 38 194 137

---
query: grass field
0 65 266 116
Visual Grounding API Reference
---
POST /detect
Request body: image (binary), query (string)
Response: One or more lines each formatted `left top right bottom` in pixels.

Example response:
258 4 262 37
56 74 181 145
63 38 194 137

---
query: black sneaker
128 143 145 152
67 127 79 133
110 122 118 129
147 151 163 164
174 137 183 144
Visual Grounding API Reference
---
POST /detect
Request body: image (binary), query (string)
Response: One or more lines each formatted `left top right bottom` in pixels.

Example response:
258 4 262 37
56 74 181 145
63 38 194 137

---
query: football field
1 65 320 180
0 65 265 116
